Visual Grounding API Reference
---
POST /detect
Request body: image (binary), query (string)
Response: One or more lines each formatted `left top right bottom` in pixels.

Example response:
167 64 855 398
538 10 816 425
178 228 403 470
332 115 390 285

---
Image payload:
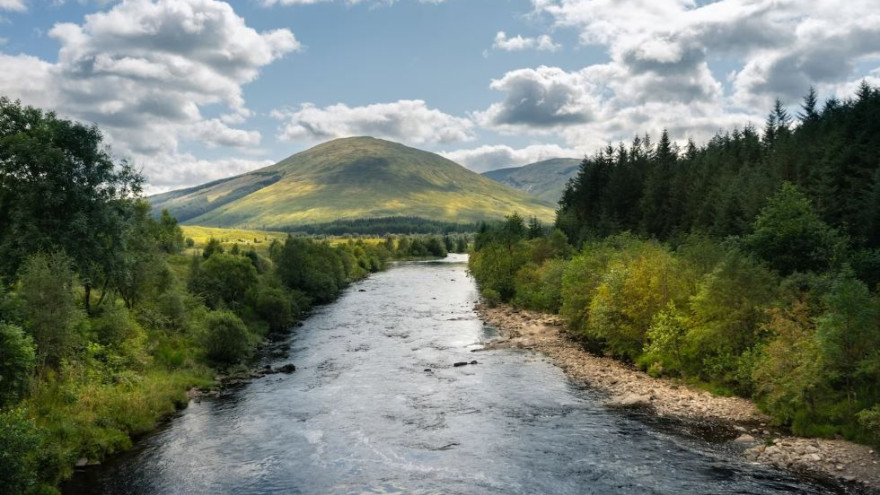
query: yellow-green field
181 225 288 248
180 226 385 257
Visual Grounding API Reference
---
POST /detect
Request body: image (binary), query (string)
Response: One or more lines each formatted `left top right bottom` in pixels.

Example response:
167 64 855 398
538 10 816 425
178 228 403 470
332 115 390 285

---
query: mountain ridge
482 158 582 205
150 137 556 229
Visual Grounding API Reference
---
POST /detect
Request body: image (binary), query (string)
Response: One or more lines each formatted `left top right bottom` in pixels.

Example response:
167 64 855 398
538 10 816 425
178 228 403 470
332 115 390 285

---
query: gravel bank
476 302 880 492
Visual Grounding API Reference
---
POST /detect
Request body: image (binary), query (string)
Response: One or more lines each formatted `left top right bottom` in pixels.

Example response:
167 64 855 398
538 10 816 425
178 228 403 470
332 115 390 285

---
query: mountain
482 158 581 205
150 137 556 229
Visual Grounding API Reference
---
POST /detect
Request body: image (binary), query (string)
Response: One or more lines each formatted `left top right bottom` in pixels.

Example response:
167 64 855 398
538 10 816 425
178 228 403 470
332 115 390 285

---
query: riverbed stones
734 434 757 443
277 363 296 374
475 301 880 491
606 393 653 409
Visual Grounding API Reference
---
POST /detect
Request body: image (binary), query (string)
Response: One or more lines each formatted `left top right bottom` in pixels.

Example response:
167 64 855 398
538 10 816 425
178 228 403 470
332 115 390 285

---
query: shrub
18 252 83 368
253 286 293 332
202 311 252 366
0 323 35 407
481 288 501 308
0 409 43 495
189 254 258 309
513 259 565 313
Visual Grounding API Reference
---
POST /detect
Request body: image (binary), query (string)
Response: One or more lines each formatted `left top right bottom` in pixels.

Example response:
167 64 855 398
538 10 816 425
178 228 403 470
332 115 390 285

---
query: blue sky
1 0 878 192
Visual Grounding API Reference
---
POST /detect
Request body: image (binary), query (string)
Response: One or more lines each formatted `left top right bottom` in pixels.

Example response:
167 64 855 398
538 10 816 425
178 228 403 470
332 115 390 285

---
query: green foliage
202 238 224 260
201 311 252 366
513 259 565 313
684 252 777 392
275 237 345 304
0 408 43 495
252 285 294 332
745 183 842 275
154 209 185 254
189 253 258 310
18 252 83 368
0 323 35 408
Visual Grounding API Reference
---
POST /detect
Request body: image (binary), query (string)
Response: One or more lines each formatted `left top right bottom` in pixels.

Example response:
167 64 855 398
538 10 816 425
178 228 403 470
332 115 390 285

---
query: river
65 255 851 494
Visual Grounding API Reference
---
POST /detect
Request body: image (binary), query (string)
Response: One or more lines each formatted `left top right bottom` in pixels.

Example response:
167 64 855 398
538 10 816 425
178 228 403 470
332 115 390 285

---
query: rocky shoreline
475 302 880 492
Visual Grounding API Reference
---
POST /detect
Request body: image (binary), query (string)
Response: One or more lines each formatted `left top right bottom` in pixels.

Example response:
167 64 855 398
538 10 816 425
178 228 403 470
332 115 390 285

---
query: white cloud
493 31 560 52
441 143 583 173
472 0 880 151
0 0 26 12
476 66 597 130
145 155 275 194
273 99 474 145
0 0 300 190
261 0 445 6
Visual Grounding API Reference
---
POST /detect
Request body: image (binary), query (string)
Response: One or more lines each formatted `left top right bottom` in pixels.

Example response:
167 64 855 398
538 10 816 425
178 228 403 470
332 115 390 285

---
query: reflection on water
65 254 851 494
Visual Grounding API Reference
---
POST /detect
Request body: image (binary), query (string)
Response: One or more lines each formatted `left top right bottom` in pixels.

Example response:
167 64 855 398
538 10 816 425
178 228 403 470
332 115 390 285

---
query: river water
65 255 853 494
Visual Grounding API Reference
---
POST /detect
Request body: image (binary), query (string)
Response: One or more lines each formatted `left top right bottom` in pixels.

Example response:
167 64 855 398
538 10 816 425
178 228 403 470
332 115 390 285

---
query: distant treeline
281 216 478 236
471 83 880 447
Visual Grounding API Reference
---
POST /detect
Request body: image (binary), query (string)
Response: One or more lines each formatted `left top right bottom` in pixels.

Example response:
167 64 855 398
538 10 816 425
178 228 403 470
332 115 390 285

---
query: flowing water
65 255 855 494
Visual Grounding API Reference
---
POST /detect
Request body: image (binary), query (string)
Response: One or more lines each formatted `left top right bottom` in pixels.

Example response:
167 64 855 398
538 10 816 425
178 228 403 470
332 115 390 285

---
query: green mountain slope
150 137 555 229
482 158 581 205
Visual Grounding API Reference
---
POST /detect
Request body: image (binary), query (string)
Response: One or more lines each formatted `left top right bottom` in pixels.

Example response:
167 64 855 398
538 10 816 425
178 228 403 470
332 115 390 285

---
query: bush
0 323 35 408
189 254 258 310
481 288 501 308
253 286 294 332
513 259 565 313
0 409 43 495
202 311 252 366
18 252 83 368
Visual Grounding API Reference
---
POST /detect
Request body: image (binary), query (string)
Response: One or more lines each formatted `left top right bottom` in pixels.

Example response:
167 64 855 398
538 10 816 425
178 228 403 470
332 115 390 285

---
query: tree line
470 83 880 447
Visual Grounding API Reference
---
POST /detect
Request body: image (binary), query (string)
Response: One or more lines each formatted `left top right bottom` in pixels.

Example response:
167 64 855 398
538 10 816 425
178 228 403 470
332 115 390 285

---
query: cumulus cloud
440 143 583 173
493 31 560 52
0 0 300 191
273 100 474 145
473 0 880 150
0 0 25 12
146 155 276 193
476 66 596 129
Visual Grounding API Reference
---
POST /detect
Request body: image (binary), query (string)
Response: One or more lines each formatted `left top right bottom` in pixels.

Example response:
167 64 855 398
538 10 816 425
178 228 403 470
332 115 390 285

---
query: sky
1 0 879 193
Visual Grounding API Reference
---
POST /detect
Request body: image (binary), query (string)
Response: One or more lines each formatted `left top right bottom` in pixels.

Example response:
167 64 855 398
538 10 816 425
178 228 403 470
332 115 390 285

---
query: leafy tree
745 182 841 275
202 238 224 260
202 311 252 366
154 209 185 254
816 269 880 405
0 98 143 312
0 322 35 407
18 252 83 368
753 300 826 432
189 253 258 310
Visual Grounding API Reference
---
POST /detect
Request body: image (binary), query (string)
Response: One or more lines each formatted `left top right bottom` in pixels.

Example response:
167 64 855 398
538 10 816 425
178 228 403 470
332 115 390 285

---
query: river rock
277 363 296 374
453 361 469 367
606 393 652 409
734 434 757 443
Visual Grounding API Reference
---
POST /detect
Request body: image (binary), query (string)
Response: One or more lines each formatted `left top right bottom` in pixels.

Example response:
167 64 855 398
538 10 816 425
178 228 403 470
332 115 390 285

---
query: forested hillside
470 84 880 446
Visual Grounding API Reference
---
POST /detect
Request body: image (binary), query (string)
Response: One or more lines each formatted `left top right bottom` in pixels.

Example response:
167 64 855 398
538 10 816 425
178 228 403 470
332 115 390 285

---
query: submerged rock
277 363 297 374
453 362 469 367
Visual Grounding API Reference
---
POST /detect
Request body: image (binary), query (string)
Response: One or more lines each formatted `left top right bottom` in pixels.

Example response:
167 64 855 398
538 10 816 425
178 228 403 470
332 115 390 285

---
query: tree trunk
84 283 92 315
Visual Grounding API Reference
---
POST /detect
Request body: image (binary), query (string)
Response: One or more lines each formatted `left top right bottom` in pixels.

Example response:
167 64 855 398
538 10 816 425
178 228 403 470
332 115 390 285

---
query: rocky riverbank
475 302 880 492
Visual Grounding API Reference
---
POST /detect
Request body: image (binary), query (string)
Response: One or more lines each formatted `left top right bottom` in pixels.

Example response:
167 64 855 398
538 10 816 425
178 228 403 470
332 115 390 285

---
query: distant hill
482 158 581 205
150 137 555 229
